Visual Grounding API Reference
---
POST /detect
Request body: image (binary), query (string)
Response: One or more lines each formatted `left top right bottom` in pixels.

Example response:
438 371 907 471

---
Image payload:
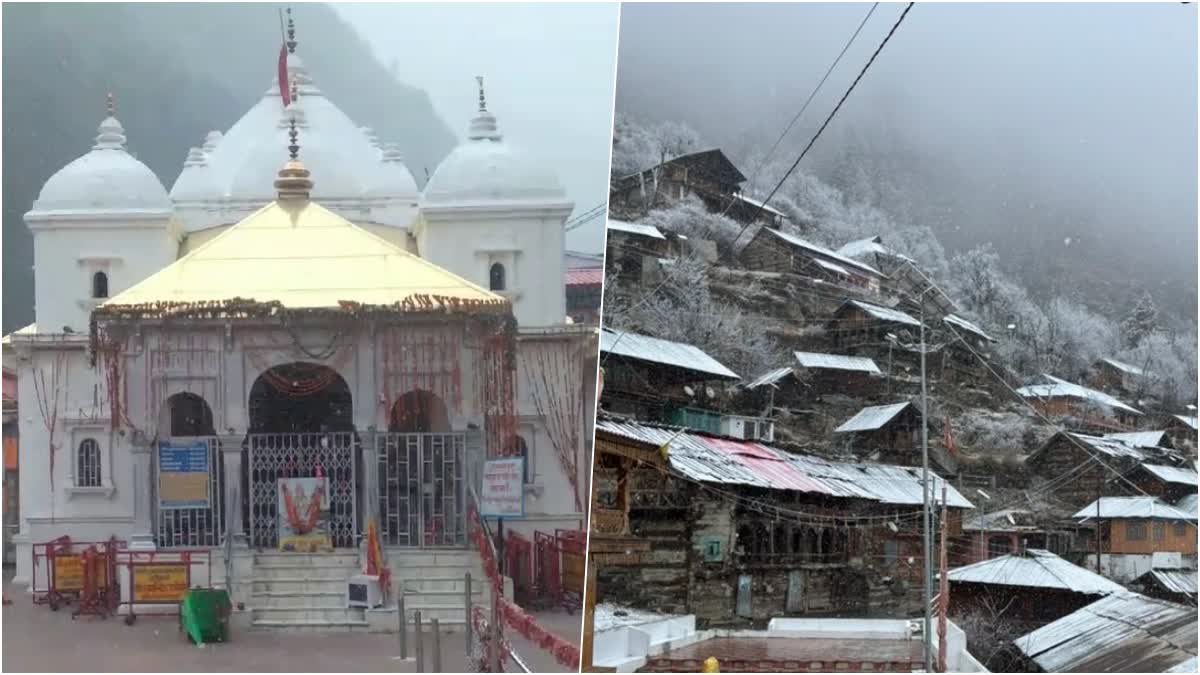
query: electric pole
920 292 933 673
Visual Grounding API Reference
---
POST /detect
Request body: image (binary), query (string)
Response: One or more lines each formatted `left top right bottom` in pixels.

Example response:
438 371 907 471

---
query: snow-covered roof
1140 464 1199 487
595 417 972 508
594 602 679 633
1073 497 1196 522
842 300 921 327
946 549 1125 595
1143 569 1197 597
1173 415 1198 430
600 328 739 380
834 402 911 433
1101 358 1146 377
944 314 997 343
765 228 882 277
743 366 794 390
1167 657 1199 673
1015 592 1197 673
812 258 850 276
1106 430 1170 449
1175 493 1198 518
962 508 1042 532
836 235 916 264
607 219 666 240
732 192 786 218
794 351 882 375
1017 374 1142 415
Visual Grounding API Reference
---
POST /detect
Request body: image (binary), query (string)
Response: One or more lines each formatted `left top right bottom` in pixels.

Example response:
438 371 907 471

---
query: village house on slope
1017 374 1143 433
1072 496 1197 582
738 227 885 299
5 37 596 631
608 148 787 228
1089 357 1149 397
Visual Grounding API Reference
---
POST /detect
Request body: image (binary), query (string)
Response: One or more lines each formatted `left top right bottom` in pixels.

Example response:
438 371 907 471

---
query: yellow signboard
133 565 189 603
54 555 84 591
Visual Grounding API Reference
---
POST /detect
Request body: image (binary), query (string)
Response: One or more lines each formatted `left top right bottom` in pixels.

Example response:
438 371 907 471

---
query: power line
731 2 916 250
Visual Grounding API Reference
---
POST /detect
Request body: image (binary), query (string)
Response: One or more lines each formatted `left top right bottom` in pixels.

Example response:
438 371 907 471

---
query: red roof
565 268 604 287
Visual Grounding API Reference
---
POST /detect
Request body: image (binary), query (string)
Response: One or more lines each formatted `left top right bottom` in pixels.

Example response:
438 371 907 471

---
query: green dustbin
179 588 231 645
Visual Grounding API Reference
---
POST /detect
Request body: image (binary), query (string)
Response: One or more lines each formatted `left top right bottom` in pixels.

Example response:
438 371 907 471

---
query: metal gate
246 432 359 549
154 437 225 548
376 433 466 547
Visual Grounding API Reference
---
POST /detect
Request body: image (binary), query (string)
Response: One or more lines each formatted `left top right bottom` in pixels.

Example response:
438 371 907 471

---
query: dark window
1174 521 1189 537
489 263 506 291
1127 521 1147 541
92 271 109 298
77 439 101 487
1153 521 1166 543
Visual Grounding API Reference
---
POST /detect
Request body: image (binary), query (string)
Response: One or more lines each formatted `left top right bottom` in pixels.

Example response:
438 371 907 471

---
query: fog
616 3 1197 312
337 2 619 254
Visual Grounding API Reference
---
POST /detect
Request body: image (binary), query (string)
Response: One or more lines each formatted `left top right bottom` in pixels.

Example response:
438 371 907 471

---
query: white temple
5 21 597 630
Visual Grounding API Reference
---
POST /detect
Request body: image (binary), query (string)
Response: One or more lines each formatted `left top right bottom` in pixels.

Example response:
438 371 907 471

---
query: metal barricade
556 529 586 612
32 536 124 612
114 548 212 625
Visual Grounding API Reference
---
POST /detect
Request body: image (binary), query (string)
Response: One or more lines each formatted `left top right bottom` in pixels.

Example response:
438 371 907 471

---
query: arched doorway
245 363 359 549
388 390 450 433
159 393 225 548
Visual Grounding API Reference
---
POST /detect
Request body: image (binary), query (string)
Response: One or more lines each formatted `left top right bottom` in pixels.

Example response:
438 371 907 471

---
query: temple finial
288 116 299 160
290 73 299 104
275 114 312 201
476 75 487 112
106 92 115 117
286 7 297 54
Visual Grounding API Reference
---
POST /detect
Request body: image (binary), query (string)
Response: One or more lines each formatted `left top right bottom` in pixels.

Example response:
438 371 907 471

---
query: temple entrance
377 391 466 547
245 363 359 549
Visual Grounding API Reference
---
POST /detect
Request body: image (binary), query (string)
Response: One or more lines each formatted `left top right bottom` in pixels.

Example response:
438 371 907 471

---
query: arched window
489 263 506 291
92 271 109 299
77 439 101 487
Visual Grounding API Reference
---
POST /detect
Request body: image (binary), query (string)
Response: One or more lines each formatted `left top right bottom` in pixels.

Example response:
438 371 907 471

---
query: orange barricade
114 549 212 625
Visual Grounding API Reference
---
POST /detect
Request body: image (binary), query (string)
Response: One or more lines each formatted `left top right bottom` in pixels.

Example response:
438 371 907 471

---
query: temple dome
31 112 170 216
365 143 419 200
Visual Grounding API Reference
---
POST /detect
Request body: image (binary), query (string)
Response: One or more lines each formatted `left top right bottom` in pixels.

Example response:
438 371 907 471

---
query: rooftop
764 228 882 277
1072 496 1196 522
607 218 666 240
944 314 998 343
565 267 604 287
1101 357 1147 377
945 548 1125 595
1140 569 1198 598
1140 464 1199 487
600 328 739 380
1107 430 1170 449
836 235 916 264
1017 374 1142 415
834 402 912 433
840 299 921 328
1016 592 1197 673
743 366 794 390
794 351 882 375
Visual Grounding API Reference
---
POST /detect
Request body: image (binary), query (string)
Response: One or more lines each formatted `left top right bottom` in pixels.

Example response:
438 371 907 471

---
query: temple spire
106 91 115 117
286 7 297 54
275 114 313 201
467 76 502 142
476 75 487 112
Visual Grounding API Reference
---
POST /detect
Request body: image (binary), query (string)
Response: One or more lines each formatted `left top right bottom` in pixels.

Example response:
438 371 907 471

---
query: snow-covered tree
639 196 743 252
610 114 702 178
1121 290 1159 349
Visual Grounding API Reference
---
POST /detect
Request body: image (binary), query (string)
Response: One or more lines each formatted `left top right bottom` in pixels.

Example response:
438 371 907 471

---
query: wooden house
1164 414 1198 454
744 351 885 409
1017 374 1142 433
836 235 916 277
1122 462 1198 504
1131 568 1197 605
605 219 669 283
599 328 739 424
833 401 919 454
941 314 998 386
1026 432 1169 510
1089 357 1148 395
738 227 884 296
1073 497 1197 582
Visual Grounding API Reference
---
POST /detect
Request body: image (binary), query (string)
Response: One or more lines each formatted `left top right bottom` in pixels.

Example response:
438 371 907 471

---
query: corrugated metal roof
834 402 911 433
1073 497 1196 521
565 268 604 286
607 219 666 240
794 351 882 375
944 314 997 343
846 300 921 327
765 228 882 277
946 549 1125 595
744 366 794 390
1016 592 1197 673
812 258 851 276
1174 415 1198 431
103 202 503 310
962 508 1041 532
1166 656 1198 673
1142 464 1199 487
1102 358 1147 377
732 193 786 218
1017 374 1143 415
836 236 916 264
1175 494 1198 518
593 417 972 508
600 328 739 380
1106 430 1170 448
1147 569 1198 596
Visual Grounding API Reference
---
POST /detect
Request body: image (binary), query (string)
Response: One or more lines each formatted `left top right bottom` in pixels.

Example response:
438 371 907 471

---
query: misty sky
336 2 619 254
617 3 1197 285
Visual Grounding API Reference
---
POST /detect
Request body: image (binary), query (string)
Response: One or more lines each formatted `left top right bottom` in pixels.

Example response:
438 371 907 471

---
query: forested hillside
2 3 456 333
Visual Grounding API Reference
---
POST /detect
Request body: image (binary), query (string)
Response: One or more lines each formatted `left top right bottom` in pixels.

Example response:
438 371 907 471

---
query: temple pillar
128 439 156 551
219 435 246 545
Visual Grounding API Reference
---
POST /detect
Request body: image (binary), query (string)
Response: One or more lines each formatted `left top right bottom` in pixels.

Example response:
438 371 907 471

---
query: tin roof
1174 415 1198 431
765 228 882 277
812 258 851 277
600 328 739 380
1102 358 1147 377
834 402 912 433
565 267 604 287
794 351 882 375
1141 464 1199 487
1175 494 1198 518
608 219 666 240
594 417 972 508
1106 430 1170 449
1017 375 1142 415
1144 569 1198 597
842 300 921 327
744 367 795 390
962 508 1043 533
1016 592 1197 673
944 314 997 343
1073 497 1196 521
836 235 916 264
732 192 786 218
945 549 1125 595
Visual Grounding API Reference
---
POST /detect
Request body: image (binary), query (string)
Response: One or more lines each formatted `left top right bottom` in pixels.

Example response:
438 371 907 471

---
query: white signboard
480 457 525 518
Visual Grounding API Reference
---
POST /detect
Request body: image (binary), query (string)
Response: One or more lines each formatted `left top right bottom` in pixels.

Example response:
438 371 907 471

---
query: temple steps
249 551 365 631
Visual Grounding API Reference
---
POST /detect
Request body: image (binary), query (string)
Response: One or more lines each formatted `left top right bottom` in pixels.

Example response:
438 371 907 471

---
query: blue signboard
158 441 210 510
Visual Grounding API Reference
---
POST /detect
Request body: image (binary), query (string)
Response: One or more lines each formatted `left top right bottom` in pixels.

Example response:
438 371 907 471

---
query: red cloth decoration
278 43 291 107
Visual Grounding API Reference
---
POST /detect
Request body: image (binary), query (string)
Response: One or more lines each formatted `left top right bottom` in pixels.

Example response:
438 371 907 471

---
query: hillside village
590 125 1198 671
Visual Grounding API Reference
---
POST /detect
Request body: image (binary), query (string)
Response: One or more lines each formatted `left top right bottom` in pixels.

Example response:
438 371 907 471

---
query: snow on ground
594 602 676 632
